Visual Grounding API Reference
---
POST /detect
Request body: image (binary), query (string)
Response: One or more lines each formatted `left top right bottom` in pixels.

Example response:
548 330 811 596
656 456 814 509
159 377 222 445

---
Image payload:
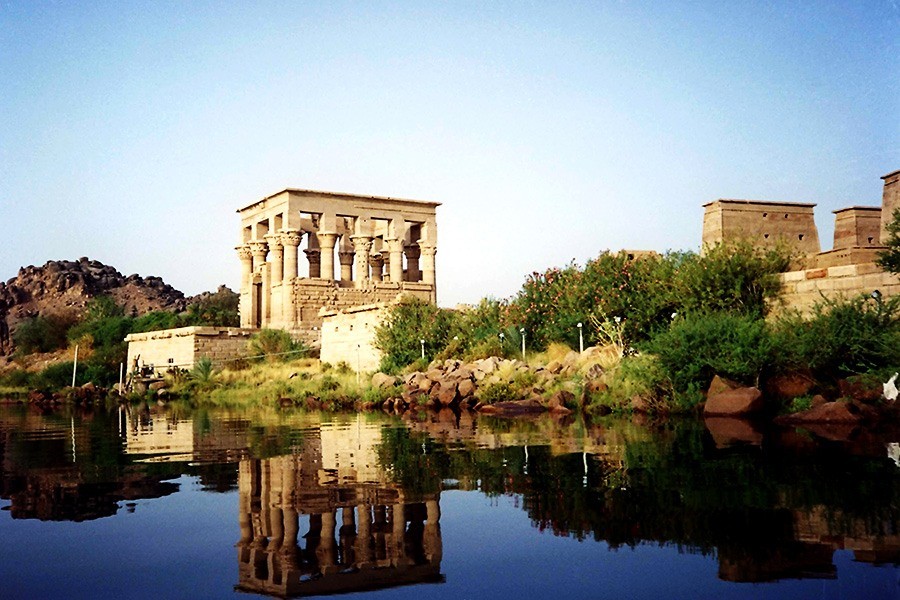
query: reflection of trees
378 417 900 582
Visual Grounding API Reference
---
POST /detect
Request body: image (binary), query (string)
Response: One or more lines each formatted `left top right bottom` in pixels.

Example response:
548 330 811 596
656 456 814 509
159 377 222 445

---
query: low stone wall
125 326 256 373
319 304 388 372
778 262 900 314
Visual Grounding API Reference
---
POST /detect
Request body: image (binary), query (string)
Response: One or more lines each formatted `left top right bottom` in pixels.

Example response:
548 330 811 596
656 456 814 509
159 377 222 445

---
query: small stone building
318 304 389 373
125 326 254 373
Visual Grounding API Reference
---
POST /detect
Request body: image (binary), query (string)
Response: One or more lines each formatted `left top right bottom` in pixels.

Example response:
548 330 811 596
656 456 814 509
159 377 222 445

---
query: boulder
477 399 545 416
546 360 563 375
457 378 476 399
704 387 764 417
148 381 168 392
371 373 398 390
765 372 815 399
436 381 459 406
777 401 862 424
547 390 575 412
582 363 604 381
704 417 763 448
838 378 882 403
707 375 740 398
425 368 444 382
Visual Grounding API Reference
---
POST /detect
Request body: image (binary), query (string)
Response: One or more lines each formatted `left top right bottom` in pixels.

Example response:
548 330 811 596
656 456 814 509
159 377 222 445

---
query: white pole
71 344 79 387
420 339 425 360
118 362 124 394
520 328 526 361
577 323 583 353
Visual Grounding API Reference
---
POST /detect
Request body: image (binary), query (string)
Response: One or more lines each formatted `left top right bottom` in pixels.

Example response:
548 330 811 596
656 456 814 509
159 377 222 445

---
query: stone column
317 510 337 572
304 248 321 279
281 230 302 282
385 238 404 283
369 254 384 282
391 503 407 566
237 245 253 289
352 236 373 288
248 240 269 271
338 250 355 283
316 233 337 281
404 244 421 282
237 245 254 328
420 242 437 298
264 234 284 285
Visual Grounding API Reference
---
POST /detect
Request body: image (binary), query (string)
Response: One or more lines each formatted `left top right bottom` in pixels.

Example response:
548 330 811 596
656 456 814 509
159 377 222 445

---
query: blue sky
1 1 897 306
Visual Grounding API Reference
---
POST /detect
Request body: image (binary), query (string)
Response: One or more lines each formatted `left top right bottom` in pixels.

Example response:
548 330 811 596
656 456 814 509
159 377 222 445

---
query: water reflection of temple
236 416 443 597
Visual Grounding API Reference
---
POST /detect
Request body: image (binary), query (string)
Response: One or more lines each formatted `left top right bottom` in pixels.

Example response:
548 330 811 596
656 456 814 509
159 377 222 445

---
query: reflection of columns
369 254 384 282
340 507 357 566
338 250 355 283
352 236 373 288
392 503 406 565
356 504 374 565
281 458 298 562
281 230 302 281
404 244 421 282
385 238 404 283
304 249 321 279
424 499 442 563
316 233 337 281
264 234 284 285
318 511 338 572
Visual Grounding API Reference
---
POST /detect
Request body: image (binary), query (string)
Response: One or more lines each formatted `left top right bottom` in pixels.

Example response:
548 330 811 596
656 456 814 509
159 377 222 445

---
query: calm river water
1 403 899 599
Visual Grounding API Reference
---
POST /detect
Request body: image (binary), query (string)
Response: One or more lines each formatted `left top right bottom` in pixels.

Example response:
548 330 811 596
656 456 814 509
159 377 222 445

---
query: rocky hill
0 257 190 336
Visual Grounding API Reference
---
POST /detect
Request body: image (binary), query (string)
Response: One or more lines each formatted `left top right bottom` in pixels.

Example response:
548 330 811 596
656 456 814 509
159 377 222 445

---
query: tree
876 207 900 275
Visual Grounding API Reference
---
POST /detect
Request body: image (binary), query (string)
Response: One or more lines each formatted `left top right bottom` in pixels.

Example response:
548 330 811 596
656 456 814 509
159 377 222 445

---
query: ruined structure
701 169 900 313
236 189 439 344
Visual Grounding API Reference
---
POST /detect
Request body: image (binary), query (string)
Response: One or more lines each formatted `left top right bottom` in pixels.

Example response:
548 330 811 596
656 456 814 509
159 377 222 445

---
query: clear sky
1 1 897 307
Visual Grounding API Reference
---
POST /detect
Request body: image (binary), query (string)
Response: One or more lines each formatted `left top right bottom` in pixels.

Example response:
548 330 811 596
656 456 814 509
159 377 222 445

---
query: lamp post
577 322 583 353
520 327 526 360
420 339 425 360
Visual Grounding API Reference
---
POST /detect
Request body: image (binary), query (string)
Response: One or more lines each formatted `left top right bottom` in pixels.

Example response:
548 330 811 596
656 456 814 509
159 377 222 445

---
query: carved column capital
281 229 302 247
247 240 269 259
264 233 283 252
236 245 253 261
351 235 374 253
338 250 355 267
403 244 421 259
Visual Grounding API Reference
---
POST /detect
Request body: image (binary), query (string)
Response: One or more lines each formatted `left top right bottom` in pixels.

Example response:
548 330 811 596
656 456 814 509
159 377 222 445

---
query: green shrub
13 314 73 354
247 329 308 362
375 297 459 373
33 361 85 389
645 312 773 392
478 382 518 404
674 242 790 318
771 295 900 379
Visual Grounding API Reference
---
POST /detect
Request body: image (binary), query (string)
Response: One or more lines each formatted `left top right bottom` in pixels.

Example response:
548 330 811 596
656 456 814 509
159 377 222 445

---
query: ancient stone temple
700 169 900 313
235 189 439 344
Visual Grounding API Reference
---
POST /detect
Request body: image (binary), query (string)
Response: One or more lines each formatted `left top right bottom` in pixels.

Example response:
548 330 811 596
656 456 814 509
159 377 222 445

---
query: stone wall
319 304 388 373
777 263 900 315
125 326 254 373
702 199 820 254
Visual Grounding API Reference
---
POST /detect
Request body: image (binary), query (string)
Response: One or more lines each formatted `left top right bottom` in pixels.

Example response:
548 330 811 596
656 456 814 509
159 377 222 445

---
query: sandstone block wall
833 207 882 250
880 169 900 243
318 304 388 373
777 263 900 315
125 326 254 373
285 282 430 348
702 199 820 254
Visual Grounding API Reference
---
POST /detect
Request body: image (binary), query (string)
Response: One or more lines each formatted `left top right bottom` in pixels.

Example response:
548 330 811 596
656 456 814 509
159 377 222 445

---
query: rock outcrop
0 258 186 333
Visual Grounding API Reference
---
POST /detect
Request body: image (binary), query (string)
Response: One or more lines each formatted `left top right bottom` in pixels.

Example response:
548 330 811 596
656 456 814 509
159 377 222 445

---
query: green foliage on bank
374 241 900 413
3 289 240 390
